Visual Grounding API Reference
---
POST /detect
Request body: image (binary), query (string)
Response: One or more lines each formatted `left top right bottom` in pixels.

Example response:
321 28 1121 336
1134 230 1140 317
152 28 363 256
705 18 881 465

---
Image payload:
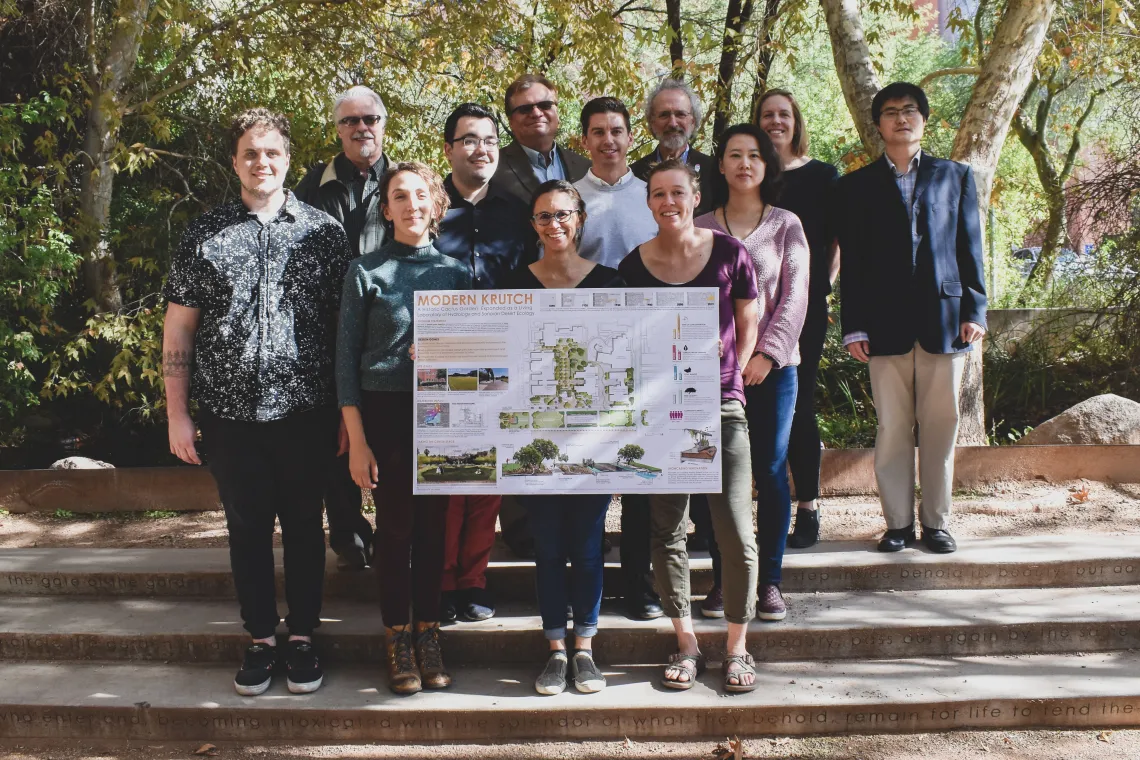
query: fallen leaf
133 701 150 709
1098 730 1113 743
711 739 734 760
623 737 634 749
193 744 218 756
1068 486 1090 504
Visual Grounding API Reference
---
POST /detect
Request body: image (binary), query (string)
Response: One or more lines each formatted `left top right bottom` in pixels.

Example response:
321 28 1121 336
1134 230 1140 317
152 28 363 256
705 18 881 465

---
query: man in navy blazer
837 82 987 555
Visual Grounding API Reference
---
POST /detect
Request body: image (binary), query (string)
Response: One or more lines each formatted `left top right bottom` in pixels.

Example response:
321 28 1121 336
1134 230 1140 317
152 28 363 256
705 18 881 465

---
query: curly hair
378 161 451 239
229 107 291 156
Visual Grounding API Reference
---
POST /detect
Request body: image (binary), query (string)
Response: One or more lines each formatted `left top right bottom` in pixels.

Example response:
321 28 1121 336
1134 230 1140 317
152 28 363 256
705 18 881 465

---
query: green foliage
52 508 76 519
617 443 646 463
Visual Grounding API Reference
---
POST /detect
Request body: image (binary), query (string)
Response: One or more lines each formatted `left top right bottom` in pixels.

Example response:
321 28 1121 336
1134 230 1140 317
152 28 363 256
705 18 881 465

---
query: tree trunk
1013 106 1068 293
711 0 756 150
749 0 782 122
78 0 150 314
949 0 1053 444
819 0 882 158
666 0 684 77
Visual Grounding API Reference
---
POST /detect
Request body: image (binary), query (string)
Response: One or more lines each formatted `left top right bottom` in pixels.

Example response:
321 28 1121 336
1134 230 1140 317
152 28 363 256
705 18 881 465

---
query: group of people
162 73 987 699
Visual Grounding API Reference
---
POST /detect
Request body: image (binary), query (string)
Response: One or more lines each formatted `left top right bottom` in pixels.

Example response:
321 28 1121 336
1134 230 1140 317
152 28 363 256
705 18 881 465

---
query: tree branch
973 0 989 61
918 66 981 88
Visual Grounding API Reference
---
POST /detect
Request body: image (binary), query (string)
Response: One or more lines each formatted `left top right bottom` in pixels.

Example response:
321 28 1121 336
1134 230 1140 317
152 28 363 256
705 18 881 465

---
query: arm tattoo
163 349 193 378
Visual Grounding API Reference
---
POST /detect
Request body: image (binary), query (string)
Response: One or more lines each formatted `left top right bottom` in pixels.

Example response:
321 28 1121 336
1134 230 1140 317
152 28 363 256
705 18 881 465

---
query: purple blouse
694 207 810 367
619 231 758 404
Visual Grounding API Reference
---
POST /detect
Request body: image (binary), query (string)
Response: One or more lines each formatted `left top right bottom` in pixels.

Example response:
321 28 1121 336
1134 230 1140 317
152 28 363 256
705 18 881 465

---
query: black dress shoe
439 590 458 624
877 525 916 553
921 526 958 553
626 589 664 620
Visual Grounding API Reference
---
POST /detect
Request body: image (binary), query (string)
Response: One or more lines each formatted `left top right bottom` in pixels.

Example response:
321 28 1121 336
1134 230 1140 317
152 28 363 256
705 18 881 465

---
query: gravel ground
2 480 1138 549
0 729 1137 759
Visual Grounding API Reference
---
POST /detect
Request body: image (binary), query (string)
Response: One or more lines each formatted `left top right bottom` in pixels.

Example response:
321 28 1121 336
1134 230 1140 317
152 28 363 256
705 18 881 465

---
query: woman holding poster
336 161 470 695
503 179 620 696
617 159 763 693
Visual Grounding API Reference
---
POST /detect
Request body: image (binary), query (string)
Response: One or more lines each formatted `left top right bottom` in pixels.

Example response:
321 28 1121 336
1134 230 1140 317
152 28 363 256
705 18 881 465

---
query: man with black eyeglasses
294 85 394 573
434 102 538 621
493 74 590 206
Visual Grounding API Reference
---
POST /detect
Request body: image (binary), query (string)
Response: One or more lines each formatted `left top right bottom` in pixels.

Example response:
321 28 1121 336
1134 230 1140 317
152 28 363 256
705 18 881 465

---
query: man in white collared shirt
573 97 658 269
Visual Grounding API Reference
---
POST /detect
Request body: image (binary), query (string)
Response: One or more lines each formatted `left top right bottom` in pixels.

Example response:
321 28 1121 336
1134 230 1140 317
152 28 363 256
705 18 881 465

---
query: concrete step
2 534 1136 601
1 652 1138 742
1 586 1137 665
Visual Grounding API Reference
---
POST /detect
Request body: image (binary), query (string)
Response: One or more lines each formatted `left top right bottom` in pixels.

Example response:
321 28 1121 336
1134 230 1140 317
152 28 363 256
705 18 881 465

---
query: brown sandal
386 626 421 695
723 653 758 693
662 651 706 690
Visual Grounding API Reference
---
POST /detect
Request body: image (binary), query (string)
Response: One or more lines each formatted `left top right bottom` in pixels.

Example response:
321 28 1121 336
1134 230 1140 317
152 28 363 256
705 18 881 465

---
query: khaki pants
649 400 758 624
869 343 966 531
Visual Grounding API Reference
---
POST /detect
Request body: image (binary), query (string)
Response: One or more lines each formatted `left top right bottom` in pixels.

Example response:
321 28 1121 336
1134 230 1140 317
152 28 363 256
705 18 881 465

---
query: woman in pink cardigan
695 123 809 622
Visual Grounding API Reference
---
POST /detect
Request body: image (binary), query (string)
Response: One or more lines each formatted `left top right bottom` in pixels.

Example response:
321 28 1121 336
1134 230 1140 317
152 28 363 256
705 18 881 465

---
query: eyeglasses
531 209 578 226
510 100 557 118
880 106 921 121
451 136 500 150
338 115 384 127
654 109 692 120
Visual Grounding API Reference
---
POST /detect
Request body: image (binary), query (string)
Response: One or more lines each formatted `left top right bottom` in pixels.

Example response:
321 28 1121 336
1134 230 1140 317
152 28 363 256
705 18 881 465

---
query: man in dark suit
630 78 715 216
493 73 590 206
837 81 987 555
492 74 590 559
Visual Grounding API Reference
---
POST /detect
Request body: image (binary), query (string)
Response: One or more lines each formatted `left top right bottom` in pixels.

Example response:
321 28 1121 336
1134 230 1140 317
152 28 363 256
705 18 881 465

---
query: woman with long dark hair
695 123 809 622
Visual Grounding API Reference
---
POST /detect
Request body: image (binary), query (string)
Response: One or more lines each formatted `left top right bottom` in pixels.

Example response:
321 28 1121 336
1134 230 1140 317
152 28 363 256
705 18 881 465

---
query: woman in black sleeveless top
756 89 840 548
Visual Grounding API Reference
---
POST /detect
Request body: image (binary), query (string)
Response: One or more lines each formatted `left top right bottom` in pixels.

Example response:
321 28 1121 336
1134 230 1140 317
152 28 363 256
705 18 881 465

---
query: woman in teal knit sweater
336 161 469 695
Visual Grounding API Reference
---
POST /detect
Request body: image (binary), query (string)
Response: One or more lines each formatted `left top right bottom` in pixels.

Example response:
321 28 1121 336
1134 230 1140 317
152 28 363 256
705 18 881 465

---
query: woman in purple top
695 124 809 626
618 159 762 693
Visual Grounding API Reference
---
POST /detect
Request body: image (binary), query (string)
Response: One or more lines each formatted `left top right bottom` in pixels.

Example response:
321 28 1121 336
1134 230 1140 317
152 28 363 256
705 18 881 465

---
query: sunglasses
510 100 557 118
338 115 384 127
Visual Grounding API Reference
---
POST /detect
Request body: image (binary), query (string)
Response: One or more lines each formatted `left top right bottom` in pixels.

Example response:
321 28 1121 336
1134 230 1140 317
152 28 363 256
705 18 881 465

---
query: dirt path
2 480 1137 549
1 729 1137 759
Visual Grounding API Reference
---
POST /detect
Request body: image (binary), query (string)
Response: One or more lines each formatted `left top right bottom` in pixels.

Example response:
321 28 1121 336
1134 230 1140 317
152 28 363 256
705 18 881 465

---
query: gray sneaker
571 650 606 693
535 651 568 695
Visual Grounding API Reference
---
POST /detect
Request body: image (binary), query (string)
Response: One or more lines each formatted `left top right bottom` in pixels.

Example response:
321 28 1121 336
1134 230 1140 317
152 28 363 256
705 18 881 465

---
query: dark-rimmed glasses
338 115 384 127
510 100 557 118
450 136 500 150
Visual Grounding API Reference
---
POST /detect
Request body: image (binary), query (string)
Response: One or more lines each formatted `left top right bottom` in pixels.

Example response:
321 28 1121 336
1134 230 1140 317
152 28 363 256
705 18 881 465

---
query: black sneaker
786 507 820 549
234 643 277 696
285 639 324 694
535 651 568 695
463 587 496 621
440 590 459 624
571 650 606 693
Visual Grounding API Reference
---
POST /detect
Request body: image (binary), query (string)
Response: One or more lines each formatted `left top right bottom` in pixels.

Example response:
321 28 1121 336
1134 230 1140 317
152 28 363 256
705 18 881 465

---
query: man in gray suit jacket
493 73 591 207
631 78 716 216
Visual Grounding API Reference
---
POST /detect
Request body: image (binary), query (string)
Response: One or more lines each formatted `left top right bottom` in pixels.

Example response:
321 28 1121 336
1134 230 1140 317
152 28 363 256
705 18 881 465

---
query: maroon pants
442 494 501 591
361 390 448 626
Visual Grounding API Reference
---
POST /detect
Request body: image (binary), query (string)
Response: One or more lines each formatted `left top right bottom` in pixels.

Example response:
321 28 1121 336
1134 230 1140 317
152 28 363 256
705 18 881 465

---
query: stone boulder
1016 394 1140 445
50 456 114 469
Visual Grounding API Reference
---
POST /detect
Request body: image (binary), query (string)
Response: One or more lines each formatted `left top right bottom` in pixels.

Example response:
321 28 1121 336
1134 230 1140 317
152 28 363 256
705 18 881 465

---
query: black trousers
200 407 337 639
689 494 722 587
788 297 829 503
619 494 654 595
325 453 372 551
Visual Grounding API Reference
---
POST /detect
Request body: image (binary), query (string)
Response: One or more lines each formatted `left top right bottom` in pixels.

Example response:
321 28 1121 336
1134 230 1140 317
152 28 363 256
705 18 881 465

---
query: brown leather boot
385 626 421 695
415 621 452 689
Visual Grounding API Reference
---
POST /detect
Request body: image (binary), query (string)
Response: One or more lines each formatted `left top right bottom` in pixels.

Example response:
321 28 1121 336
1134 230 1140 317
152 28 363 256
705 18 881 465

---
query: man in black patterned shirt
163 108 352 697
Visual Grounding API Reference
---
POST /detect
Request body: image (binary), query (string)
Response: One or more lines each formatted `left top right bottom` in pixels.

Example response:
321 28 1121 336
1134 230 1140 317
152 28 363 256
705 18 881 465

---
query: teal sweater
336 240 470 403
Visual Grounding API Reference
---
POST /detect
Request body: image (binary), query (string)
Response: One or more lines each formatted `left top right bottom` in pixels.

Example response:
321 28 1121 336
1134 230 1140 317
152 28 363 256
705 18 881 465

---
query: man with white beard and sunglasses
631 78 715 217
295 85 395 574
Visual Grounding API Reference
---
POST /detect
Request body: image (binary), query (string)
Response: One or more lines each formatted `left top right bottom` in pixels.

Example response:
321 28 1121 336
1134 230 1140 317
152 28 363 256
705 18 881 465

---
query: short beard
241 180 278 199
357 143 376 160
657 129 690 154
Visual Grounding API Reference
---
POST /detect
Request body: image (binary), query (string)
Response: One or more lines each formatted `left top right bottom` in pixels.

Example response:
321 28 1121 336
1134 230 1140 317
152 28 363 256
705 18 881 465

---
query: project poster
412 288 723 495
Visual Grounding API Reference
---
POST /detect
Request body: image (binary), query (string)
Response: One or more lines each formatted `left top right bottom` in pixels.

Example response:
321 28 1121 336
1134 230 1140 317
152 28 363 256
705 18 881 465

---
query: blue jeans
520 494 610 640
744 365 798 586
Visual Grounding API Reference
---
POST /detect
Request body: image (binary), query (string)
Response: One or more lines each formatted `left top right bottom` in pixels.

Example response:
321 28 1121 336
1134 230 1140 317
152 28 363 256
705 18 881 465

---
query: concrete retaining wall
1 444 1137 513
